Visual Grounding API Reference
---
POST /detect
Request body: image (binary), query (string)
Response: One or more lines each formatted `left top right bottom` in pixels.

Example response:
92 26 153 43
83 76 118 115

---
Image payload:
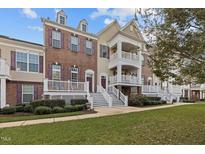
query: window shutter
100 45 103 57
67 33 71 50
61 32 64 49
84 39 86 53
107 46 110 59
78 37 80 52
16 83 22 104
11 51 16 70
39 56 43 73
48 29 52 47
34 85 38 100
48 64 52 80
61 65 64 81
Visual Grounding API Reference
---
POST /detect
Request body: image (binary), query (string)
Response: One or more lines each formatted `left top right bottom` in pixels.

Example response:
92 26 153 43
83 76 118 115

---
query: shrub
52 106 64 113
24 104 33 113
70 99 88 105
15 105 24 112
64 104 85 112
34 106 52 115
1 106 16 114
129 95 166 106
31 99 65 109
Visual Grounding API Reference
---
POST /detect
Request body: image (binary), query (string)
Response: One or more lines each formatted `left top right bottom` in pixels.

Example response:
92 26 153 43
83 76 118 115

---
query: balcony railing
109 51 140 68
44 79 89 93
109 75 139 85
0 58 10 77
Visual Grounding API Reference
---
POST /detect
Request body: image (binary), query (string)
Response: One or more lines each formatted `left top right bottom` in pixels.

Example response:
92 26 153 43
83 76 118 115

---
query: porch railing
97 85 112 107
44 79 89 93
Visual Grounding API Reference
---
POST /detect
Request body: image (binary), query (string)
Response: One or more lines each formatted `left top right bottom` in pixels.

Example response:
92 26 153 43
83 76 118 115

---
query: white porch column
188 89 191 100
138 50 142 84
200 90 203 99
0 78 6 108
117 41 122 59
117 64 122 83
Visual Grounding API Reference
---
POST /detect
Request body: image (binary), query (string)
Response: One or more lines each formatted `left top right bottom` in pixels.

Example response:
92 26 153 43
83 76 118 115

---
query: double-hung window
16 52 27 71
82 24 87 32
100 45 109 58
22 84 34 103
60 16 65 25
71 67 78 82
52 64 61 80
85 40 92 55
16 52 39 73
71 36 78 52
29 54 39 72
52 31 61 48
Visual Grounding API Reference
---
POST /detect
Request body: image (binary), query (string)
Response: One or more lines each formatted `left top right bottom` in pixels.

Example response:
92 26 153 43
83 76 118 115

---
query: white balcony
0 58 10 78
109 51 140 69
44 79 89 96
109 75 140 86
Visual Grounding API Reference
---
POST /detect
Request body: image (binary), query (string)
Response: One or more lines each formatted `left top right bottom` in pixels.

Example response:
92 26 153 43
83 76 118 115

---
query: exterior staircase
108 93 124 106
91 92 109 107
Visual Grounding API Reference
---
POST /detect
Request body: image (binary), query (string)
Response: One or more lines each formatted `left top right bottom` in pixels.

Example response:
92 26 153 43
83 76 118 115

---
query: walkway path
0 103 191 128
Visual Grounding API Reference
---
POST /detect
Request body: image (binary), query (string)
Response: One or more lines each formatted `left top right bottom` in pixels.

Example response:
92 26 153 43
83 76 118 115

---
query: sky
0 8 136 44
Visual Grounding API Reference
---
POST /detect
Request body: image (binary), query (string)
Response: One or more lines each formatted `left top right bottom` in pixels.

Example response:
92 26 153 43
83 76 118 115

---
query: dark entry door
101 76 106 89
86 76 92 92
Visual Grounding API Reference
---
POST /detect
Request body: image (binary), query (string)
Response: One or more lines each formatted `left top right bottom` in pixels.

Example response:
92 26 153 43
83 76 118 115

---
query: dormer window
82 24 87 32
60 16 65 25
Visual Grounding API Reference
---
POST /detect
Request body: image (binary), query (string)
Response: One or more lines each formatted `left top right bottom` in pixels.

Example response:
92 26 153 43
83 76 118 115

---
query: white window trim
71 67 79 82
16 51 40 74
22 84 34 103
52 30 61 48
52 64 61 80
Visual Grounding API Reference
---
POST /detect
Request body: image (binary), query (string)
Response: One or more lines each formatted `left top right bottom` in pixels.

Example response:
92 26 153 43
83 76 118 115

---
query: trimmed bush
52 106 64 113
24 104 33 113
15 105 24 112
70 99 88 105
129 95 166 106
31 99 65 109
64 104 85 112
34 106 52 115
1 106 16 114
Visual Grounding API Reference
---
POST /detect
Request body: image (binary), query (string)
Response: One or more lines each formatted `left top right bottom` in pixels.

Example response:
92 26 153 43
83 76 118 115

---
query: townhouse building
0 10 184 109
0 35 44 108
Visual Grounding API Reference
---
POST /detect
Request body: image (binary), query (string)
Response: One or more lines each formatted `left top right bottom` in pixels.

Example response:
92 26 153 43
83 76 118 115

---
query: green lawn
1 103 205 144
0 111 86 123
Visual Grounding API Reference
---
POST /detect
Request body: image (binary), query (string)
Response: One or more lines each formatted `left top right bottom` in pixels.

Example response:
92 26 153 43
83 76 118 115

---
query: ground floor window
22 84 34 103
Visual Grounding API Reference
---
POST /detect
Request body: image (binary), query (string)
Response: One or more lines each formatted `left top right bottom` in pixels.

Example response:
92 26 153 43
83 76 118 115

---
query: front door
101 76 106 89
86 75 92 92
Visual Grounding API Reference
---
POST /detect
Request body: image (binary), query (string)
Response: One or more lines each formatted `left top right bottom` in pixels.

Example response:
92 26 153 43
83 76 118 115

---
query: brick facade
6 81 43 106
141 53 153 85
44 25 97 91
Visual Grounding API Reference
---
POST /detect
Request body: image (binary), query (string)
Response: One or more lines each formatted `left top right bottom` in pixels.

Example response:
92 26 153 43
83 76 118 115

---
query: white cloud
90 8 135 26
28 26 43 32
22 8 37 19
104 18 114 25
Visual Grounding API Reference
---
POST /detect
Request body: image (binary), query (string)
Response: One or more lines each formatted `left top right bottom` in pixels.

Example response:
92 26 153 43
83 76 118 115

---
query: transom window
71 67 79 82
85 40 92 55
22 84 34 103
71 36 79 52
52 31 61 48
16 52 39 73
100 45 109 58
52 64 61 80
60 16 65 25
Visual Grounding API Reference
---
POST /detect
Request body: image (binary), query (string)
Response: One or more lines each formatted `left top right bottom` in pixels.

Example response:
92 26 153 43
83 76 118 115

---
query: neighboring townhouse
182 84 205 101
41 10 97 102
0 35 44 108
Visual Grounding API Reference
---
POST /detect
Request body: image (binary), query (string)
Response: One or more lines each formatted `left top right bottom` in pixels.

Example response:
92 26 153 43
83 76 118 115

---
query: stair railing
109 86 119 99
97 85 112 107
119 91 128 106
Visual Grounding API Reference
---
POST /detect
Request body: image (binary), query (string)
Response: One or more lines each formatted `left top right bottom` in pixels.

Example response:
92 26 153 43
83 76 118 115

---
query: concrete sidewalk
0 103 191 128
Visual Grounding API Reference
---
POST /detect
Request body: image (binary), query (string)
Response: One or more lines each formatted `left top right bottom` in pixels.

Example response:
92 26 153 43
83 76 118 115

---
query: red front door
101 76 106 89
86 76 92 92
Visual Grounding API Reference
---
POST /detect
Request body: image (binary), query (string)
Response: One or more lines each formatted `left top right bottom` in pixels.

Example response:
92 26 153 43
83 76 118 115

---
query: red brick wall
6 81 43 106
142 53 153 85
44 25 97 91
